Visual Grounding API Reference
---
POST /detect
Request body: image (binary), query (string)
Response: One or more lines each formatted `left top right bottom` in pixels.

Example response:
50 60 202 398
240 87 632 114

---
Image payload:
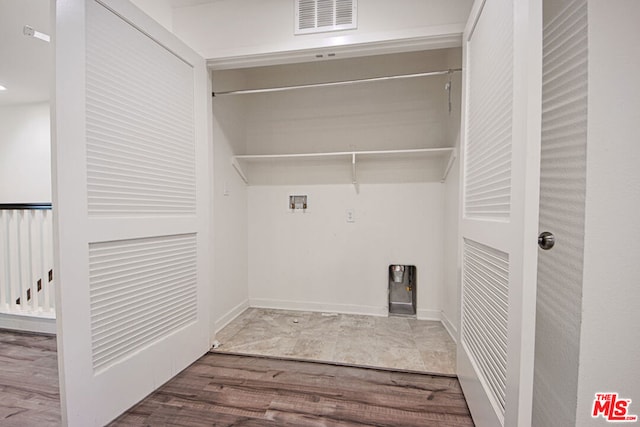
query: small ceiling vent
295 0 357 35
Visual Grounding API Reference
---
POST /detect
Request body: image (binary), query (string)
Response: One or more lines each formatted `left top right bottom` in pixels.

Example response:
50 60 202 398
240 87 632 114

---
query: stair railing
0 203 55 318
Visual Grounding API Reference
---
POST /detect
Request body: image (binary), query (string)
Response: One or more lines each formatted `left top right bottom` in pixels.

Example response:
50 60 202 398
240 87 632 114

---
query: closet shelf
231 147 457 190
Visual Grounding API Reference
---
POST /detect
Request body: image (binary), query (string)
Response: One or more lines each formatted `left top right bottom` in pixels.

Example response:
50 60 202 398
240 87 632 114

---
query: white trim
213 299 250 336
235 148 453 160
249 298 387 317
441 310 458 344
465 0 487 41
0 312 56 335
206 26 464 69
232 148 455 187
441 148 458 184
416 308 441 321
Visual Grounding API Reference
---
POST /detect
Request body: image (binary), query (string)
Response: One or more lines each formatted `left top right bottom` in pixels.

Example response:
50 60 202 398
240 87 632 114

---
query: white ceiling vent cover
295 0 357 35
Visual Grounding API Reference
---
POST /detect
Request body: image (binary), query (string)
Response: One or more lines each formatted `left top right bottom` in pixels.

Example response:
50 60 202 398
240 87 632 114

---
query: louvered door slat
86 3 196 216
464 0 513 221
89 234 198 372
462 239 510 417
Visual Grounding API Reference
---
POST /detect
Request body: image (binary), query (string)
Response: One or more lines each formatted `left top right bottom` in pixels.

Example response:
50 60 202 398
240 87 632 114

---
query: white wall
198 4 467 326
0 102 51 203
210 74 250 334
231 50 459 319
248 183 444 318
441 154 459 333
236 49 455 157
441 48 462 339
575 1 640 424
173 0 472 60
130 0 173 31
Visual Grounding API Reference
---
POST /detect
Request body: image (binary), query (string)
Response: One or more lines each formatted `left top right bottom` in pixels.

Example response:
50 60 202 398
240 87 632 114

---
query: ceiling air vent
295 0 357 35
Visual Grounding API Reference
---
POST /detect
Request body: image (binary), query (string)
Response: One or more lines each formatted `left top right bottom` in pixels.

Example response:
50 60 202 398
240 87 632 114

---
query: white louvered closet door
457 0 542 426
53 1 210 426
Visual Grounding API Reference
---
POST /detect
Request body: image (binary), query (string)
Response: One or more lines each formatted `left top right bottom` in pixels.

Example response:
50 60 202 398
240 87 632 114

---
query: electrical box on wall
289 195 308 210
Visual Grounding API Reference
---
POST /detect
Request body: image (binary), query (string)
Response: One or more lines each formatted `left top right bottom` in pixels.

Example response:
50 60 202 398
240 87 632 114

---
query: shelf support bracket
441 148 457 183
351 153 359 194
231 157 249 184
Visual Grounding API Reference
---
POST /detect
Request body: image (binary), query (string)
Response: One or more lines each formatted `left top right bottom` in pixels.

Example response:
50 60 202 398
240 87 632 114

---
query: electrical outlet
346 209 355 223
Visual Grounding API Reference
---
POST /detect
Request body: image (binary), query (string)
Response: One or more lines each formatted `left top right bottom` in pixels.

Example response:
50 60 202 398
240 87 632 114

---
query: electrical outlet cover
346 209 355 222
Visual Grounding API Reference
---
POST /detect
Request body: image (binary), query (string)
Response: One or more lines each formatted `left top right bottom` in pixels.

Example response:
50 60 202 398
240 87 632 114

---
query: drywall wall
130 0 173 31
248 183 444 318
441 153 459 336
441 48 462 340
575 1 640 425
239 49 454 158
172 0 473 60
219 49 458 319
532 0 587 425
0 102 51 203
210 73 250 335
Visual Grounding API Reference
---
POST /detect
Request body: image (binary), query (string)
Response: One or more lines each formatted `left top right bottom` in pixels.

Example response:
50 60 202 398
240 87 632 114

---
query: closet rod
213 68 462 96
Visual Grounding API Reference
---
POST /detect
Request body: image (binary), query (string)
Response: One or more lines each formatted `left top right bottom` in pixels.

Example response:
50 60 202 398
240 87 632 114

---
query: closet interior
210 47 463 369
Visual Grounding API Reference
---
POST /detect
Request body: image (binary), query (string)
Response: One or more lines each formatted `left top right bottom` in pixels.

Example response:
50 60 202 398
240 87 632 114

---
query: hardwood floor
0 329 60 426
0 329 473 426
111 353 474 427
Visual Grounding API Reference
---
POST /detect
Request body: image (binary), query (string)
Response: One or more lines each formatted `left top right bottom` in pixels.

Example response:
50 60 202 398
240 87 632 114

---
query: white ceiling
0 0 51 106
168 0 218 8
0 0 219 107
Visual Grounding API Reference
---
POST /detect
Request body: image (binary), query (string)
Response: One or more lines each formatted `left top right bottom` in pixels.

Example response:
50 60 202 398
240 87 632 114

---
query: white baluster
26 210 35 313
43 210 54 314
47 211 55 314
38 210 47 312
9 211 19 311
0 211 8 310
18 210 27 313
0 207 56 319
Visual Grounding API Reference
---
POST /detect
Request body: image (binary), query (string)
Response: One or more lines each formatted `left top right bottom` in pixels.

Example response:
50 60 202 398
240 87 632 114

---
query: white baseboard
441 310 458 343
213 299 250 337
249 298 387 317
416 308 441 321
0 312 56 335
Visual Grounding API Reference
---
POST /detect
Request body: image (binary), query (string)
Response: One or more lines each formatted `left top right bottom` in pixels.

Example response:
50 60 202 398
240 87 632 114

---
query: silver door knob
538 231 555 250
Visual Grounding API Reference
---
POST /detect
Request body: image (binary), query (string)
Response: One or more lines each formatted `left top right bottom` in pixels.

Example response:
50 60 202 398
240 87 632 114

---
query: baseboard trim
416 308 441 321
0 312 56 335
249 298 387 317
213 299 250 336
441 311 458 344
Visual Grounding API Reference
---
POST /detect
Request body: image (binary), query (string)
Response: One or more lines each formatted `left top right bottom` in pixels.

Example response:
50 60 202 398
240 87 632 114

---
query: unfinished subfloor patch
213 308 456 374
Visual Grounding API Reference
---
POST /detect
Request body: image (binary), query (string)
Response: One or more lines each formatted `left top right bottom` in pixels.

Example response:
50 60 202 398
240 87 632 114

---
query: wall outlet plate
346 209 355 222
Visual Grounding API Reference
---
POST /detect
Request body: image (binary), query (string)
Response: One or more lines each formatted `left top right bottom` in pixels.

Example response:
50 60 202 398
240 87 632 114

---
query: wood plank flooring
0 329 473 426
0 329 60 426
111 353 474 427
